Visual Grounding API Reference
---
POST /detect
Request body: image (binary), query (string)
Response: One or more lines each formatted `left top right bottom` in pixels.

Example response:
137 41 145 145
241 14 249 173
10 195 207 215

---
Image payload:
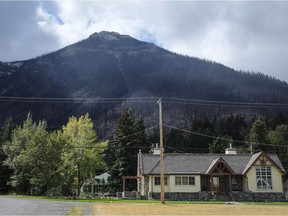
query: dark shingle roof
140 153 285 175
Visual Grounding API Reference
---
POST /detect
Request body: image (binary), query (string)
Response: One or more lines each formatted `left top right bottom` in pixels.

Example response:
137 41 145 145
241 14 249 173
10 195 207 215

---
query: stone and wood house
136 146 286 201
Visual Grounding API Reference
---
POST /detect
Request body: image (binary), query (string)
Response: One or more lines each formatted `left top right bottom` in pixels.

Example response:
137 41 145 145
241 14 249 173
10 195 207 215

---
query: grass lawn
4 195 288 215
92 203 288 215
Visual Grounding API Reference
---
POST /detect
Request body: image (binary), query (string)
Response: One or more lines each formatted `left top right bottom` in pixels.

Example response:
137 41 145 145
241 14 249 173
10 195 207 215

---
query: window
154 177 167 186
175 176 195 186
189 177 195 185
175 177 181 185
256 167 272 190
213 177 219 188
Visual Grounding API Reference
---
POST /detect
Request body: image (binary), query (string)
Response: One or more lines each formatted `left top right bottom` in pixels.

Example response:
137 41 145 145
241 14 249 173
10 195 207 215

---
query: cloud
0 1 60 62
1 1 288 82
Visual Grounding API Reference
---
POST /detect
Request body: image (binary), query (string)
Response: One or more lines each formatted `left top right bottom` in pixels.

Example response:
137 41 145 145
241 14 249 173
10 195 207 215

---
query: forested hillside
1 110 288 195
0 31 288 136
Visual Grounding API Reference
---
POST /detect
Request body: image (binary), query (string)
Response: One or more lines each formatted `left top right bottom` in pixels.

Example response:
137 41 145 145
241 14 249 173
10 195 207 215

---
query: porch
202 157 241 198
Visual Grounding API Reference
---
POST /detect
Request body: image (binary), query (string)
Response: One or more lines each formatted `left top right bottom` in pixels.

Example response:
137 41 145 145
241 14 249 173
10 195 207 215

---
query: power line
163 123 288 149
1 95 288 109
162 97 288 109
0 96 159 104
105 125 158 146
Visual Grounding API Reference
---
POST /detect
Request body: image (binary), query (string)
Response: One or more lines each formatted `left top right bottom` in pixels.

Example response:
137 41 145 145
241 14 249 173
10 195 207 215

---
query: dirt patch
92 203 288 215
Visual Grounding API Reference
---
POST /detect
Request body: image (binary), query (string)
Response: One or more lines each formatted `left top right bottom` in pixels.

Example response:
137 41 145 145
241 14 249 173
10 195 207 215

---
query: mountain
1 31 288 136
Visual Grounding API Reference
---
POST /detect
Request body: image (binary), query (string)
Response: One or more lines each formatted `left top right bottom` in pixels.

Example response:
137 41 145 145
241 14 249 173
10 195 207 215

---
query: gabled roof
94 172 110 181
242 152 286 174
205 157 235 175
140 152 285 175
242 152 262 174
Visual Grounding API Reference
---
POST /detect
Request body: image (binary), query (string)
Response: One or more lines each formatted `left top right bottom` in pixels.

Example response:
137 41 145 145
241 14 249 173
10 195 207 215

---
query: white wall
148 175 201 193
246 159 284 193
169 175 201 193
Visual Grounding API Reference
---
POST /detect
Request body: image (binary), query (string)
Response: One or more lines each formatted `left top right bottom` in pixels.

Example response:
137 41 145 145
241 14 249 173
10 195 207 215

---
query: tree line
0 108 148 196
1 109 288 196
0 113 107 196
163 112 288 172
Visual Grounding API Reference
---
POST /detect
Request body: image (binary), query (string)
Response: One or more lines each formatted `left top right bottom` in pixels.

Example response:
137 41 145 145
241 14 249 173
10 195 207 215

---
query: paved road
0 196 88 215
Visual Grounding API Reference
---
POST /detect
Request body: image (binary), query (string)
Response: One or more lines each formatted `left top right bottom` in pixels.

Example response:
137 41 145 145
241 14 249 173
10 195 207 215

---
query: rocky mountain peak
88 31 131 41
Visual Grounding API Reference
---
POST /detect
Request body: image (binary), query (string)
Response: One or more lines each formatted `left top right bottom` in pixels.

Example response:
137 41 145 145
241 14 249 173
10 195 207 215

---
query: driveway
0 196 89 215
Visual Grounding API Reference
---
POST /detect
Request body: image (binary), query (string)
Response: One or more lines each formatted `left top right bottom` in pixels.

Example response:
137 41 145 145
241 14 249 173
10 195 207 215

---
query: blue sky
1 1 288 82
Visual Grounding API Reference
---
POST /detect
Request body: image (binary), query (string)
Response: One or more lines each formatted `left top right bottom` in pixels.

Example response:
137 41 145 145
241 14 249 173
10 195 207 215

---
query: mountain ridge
0 31 288 136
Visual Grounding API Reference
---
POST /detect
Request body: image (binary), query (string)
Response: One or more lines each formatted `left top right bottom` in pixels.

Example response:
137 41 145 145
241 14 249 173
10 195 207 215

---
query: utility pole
157 98 165 204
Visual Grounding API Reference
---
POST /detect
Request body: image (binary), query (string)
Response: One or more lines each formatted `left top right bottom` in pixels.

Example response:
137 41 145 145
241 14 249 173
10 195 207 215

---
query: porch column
122 177 126 192
228 174 232 192
210 175 213 192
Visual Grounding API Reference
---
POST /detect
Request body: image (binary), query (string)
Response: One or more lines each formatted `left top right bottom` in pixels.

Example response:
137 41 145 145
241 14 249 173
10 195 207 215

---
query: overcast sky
1 1 288 82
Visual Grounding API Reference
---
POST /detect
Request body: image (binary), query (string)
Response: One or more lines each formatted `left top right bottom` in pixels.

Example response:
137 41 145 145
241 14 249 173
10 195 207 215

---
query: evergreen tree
188 117 215 153
106 108 147 193
269 112 287 130
219 114 248 143
165 129 188 153
209 135 233 153
247 118 268 153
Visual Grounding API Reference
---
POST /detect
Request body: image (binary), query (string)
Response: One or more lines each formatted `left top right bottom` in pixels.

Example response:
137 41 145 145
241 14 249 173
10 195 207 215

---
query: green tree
209 135 233 153
267 124 288 173
3 114 47 194
0 117 15 193
29 130 67 197
247 118 268 153
106 108 147 193
165 129 188 153
61 114 107 196
188 117 216 153
267 130 284 151
219 114 248 143
269 112 287 130
2 115 65 196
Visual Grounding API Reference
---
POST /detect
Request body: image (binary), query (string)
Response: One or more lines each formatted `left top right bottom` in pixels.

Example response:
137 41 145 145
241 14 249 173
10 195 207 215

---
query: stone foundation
150 191 286 202
121 191 141 199
152 192 213 201
231 191 286 202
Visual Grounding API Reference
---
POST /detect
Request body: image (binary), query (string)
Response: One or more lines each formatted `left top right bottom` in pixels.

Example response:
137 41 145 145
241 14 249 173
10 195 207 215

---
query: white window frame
175 176 195 186
256 166 272 190
154 176 167 186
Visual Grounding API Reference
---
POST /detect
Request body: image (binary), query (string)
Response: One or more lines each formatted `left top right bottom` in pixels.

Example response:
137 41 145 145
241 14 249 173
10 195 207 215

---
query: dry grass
66 205 83 216
92 203 288 215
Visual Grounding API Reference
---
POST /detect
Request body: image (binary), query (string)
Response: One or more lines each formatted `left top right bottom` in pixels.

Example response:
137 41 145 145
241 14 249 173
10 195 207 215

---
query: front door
212 176 220 193
212 176 229 195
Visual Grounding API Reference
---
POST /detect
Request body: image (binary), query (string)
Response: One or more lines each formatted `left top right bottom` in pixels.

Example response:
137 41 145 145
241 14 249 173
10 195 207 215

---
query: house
137 146 286 201
82 172 110 195
92 172 110 194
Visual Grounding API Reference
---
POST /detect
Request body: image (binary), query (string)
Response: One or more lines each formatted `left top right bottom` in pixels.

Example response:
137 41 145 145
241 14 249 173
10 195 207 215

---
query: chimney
137 149 142 176
153 143 161 155
225 143 237 155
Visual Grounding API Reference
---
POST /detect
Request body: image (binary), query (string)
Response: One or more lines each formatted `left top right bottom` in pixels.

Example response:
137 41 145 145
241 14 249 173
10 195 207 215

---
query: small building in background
82 172 110 195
